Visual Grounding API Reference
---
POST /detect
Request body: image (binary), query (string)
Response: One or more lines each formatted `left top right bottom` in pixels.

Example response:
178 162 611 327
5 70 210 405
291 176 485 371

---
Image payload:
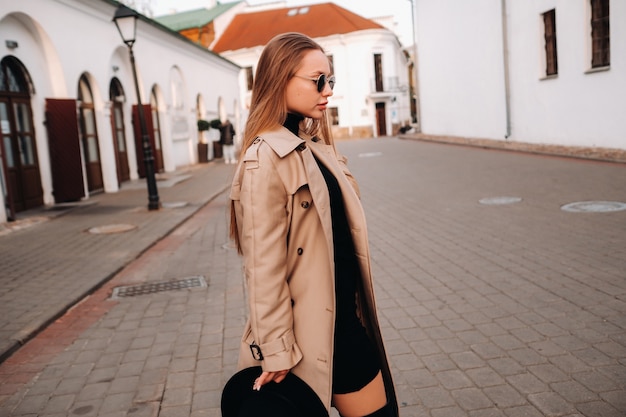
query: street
1 137 625 416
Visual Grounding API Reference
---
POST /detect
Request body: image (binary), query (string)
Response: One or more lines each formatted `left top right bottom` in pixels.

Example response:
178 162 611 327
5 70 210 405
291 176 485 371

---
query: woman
229 32 398 417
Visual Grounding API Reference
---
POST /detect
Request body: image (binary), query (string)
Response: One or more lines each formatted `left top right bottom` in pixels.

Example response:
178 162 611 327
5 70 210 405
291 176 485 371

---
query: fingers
253 371 269 391
273 369 289 383
253 370 290 390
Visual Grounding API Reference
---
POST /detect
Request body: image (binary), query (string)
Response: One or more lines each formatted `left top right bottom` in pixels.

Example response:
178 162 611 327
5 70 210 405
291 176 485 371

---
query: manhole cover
111 276 207 298
87 224 137 234
561 201 626 213
162 201 188 209
479 196 523 205
358 152 383 158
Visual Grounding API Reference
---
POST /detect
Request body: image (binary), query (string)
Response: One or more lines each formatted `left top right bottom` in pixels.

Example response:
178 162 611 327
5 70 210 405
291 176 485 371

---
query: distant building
413 0 623 151
160 2 415 140
154 1 245 48
0 0 240 224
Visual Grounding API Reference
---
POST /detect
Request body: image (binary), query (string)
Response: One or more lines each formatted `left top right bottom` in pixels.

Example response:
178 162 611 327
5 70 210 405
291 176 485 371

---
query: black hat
221 366 328 417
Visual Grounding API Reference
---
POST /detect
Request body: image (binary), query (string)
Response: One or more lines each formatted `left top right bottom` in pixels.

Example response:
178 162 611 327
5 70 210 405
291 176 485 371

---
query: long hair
230 32 334 252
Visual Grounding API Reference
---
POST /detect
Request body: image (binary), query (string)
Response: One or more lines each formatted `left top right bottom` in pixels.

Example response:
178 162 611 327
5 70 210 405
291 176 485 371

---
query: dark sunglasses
294 73 336 92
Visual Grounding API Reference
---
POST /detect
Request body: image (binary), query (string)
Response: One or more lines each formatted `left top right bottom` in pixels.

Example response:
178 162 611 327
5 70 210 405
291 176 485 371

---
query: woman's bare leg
333 371 387 417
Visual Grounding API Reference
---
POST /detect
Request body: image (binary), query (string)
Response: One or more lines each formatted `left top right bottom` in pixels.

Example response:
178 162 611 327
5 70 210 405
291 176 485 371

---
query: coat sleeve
237 142 303 371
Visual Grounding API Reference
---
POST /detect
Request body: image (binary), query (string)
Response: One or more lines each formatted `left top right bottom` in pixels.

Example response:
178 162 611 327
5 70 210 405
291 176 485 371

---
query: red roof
212 2 384 53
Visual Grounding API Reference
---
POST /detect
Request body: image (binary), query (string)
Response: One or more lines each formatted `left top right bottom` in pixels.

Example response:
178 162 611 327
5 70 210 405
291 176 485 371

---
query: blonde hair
230 32 334 251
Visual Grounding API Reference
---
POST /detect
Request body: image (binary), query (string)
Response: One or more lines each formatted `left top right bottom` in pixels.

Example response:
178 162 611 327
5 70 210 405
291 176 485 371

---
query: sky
149 0 415 46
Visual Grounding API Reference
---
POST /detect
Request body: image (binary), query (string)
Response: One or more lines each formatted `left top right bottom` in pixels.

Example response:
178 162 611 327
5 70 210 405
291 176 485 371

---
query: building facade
0 0 241 224
207 3 414 140
413 0 623 151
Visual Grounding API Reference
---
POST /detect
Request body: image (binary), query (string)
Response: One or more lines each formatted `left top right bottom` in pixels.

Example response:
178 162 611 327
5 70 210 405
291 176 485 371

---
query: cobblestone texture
0 138 625 416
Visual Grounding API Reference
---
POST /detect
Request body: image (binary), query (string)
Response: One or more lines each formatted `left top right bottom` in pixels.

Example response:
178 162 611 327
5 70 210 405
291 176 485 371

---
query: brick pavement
0 138 625 417
0 162 236 363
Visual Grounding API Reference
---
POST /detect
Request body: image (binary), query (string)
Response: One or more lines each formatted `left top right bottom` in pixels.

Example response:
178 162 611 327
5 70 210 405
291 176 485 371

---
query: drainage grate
111 276 207 299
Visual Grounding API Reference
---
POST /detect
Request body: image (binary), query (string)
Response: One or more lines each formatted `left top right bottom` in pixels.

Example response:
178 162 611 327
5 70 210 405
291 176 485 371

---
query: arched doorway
0 56 43 220
110 78 130 184
150 88 164 172
77 74 104 192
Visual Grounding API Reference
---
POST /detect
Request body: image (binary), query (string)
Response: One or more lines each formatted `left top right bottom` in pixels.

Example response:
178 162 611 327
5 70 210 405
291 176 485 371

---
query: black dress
283 114 381 394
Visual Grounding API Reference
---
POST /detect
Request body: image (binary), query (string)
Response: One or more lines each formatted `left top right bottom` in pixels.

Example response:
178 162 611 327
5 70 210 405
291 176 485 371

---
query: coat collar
261 126 305 158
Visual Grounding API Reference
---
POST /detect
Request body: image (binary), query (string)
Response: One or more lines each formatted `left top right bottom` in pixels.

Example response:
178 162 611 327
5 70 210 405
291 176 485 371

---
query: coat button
297 248 303 255
301 201 310 209
253 137 260 144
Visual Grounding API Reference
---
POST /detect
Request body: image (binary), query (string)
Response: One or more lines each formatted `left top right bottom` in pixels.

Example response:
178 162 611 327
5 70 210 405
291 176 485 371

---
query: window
374 54 384 91
245 67 253 91
328 107 339 126
327 55 334 74
590 0 610 68
543 9 558 76
170 67 185 111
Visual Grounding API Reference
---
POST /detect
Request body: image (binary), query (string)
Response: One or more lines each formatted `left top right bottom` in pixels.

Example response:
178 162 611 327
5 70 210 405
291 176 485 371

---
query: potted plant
197 119 210 163
209 119 223 159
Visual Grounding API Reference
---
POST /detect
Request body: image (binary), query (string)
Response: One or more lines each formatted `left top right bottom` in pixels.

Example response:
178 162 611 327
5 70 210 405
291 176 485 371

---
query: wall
414 0 625 150
506 0 624 148
0 0 240 223
415 0 508 139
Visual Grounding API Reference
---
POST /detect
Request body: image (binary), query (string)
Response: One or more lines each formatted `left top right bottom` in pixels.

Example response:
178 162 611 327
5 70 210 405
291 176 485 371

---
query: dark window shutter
45 98 85 203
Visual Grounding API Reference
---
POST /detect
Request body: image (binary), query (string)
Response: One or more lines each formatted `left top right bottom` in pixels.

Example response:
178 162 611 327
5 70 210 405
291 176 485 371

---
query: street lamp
113 4 160 210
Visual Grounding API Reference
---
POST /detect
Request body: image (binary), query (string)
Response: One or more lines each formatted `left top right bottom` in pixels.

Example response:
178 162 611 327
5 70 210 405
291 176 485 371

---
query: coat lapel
298 143 334 263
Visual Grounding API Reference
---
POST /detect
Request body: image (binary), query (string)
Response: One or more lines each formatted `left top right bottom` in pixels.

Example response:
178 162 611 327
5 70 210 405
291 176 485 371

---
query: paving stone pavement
0 162 236 362
0 138 625 417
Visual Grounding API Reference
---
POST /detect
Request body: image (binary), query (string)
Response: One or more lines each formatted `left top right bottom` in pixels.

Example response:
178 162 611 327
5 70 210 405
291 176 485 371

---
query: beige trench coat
229 127 398 415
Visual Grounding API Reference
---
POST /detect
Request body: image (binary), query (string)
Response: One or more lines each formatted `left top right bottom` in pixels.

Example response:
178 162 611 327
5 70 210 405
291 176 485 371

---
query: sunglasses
294 73 336 92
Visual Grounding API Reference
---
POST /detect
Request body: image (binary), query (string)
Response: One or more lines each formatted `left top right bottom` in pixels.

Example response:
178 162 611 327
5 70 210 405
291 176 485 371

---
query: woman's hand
253 369 290 390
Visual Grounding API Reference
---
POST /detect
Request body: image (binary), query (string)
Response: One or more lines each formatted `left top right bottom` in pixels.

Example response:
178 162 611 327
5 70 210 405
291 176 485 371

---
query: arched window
0 57 34 94
77 74 103 192
170 67 185 111
109 77 130 183
150 87 164 171
0 56 42 217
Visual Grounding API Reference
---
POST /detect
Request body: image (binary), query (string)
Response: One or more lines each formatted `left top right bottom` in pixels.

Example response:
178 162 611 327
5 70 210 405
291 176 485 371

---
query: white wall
414 0 625 150
506 0 625 148
415 0 508 139
0 0 240 221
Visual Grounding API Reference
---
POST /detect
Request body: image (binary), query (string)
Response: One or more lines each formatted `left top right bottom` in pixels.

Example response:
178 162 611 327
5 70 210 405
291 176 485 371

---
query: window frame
542 9 558 77
374 53 384 92
328 107 339 126
245 66 254 92
590 0 610 69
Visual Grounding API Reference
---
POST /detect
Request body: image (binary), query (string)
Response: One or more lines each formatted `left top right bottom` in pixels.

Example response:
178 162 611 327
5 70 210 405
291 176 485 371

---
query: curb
399 133 626 164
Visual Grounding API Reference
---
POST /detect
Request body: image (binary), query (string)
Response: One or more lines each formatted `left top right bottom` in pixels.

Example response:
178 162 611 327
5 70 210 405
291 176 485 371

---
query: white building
0 0 241 224
210 3 414 140
413 0 623 151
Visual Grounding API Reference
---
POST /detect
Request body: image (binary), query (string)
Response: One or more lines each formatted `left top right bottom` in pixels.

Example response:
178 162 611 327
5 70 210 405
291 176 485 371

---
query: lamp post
113 4 160 210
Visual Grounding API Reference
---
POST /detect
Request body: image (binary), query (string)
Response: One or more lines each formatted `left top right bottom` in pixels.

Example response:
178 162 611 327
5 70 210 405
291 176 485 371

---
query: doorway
375 102 387 136
110 78 130 184
150 89 164 172
77 75 104 193
0 56 43 219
